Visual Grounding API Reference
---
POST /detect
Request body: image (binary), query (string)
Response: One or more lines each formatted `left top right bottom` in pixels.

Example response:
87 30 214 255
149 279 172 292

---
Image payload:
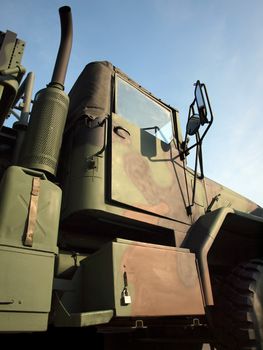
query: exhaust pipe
19 6 73 176
50 6 73 89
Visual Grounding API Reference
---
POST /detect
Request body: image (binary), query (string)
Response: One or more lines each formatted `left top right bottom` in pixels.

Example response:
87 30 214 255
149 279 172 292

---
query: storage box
0 245 55 331
81 239 205 317
0 166 61 331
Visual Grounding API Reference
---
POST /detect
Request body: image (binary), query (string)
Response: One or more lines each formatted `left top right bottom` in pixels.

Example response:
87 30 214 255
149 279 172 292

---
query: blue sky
1 0 263 206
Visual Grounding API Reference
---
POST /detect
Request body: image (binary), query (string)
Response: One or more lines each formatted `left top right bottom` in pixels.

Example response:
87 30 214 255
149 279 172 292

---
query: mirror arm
184 82 213 215
197 133 204 179
180 103 195 159
186 132 204 216
192 137 199 208
200 83 214 141
198 85 213 142
203 83 214 124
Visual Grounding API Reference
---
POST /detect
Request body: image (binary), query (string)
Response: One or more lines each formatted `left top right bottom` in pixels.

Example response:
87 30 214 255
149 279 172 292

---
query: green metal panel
82 242 115 312
0 31 25 128
0 31 25 71
0 313 49 332
0 166 61 253
0 246 54 331
60 119 106 219
54 309 114 328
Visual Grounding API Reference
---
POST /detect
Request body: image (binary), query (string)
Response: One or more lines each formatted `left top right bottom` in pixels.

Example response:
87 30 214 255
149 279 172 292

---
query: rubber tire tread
215 259 263 350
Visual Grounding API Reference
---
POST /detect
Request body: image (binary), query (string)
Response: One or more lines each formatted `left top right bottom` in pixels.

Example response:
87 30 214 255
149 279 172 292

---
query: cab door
110 75 190 223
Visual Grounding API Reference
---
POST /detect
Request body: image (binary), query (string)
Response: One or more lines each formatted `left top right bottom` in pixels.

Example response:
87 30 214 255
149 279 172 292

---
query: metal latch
121 271 132 305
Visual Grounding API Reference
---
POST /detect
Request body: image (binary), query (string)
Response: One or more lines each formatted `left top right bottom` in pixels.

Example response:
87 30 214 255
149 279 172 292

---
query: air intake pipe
19 6 72 176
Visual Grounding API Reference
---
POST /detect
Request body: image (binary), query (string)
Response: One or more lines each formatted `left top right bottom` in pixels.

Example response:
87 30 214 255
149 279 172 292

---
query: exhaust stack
50 6 73 88
19 6 73 176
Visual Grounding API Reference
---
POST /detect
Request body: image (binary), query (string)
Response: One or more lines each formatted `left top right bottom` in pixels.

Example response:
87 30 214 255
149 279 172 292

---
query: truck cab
0 7 263 350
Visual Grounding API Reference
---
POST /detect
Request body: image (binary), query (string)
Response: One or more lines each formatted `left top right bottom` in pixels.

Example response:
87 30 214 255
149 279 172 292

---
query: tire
214 259 263 350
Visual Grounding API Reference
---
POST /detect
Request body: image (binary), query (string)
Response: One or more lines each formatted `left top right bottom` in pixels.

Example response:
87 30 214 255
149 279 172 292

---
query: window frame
114 74 175 145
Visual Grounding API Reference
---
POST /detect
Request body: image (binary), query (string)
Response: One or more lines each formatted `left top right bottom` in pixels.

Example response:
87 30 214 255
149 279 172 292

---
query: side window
115 76 173 144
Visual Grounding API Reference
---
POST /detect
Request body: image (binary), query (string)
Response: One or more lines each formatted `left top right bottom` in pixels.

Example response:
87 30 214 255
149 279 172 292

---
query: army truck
0 6 262 350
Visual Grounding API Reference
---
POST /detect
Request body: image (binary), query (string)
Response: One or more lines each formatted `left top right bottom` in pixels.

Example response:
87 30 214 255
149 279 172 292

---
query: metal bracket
132 320 147 329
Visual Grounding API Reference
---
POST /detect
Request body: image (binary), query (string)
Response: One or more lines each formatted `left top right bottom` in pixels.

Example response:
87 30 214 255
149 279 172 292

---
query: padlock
122 287 132 305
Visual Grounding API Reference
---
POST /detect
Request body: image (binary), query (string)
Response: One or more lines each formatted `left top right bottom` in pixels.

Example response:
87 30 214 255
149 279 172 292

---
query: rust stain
123 152 189 222
120 244 204 316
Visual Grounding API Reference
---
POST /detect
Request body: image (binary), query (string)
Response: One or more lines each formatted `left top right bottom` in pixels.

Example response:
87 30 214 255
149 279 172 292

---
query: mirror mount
180 80 214 215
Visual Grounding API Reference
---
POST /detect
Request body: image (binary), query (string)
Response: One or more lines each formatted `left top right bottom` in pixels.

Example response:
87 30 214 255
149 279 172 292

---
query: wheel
214 259 263 350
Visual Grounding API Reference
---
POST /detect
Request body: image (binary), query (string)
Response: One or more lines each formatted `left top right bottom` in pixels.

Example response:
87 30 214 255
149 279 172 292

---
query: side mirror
181 79 213 155
186 114 200 136
195 81 208 125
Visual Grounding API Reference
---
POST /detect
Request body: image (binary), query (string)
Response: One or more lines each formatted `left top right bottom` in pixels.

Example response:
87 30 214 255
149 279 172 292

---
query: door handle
0 299 14 305
113 126 131 139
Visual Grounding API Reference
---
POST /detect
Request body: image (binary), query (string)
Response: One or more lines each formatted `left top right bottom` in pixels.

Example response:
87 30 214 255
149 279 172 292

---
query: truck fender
181 207 263 306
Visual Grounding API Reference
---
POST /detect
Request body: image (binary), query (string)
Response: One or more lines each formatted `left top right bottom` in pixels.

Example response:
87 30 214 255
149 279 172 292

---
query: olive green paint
0 8 263 348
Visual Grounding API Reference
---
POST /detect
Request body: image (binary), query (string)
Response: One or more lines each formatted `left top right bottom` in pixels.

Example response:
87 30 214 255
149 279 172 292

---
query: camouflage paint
111 112 190 224
60 63 263 252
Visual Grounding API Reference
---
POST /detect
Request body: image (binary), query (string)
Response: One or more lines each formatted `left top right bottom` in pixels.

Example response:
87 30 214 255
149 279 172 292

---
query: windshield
115 76 173 144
